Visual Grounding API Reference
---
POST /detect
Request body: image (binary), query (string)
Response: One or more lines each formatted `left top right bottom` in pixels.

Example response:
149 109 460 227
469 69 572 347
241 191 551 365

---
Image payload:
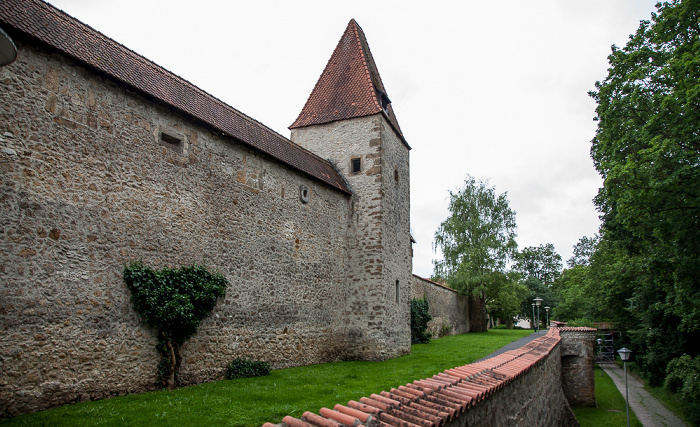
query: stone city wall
446 331 578 427
0 35 355 417
411 275 469 338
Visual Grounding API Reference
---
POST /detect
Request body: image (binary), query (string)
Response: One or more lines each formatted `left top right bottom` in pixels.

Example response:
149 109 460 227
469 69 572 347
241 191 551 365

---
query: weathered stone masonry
559 328 597 407
411 275 470 338
0 34 352 415
0 4 412 417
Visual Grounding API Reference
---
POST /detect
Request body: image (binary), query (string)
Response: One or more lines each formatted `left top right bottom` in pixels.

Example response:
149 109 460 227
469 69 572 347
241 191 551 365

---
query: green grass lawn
573 365 642 427
1 329 532 427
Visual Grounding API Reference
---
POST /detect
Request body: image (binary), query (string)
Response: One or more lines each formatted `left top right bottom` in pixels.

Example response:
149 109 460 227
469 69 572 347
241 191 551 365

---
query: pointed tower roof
290 19 409 148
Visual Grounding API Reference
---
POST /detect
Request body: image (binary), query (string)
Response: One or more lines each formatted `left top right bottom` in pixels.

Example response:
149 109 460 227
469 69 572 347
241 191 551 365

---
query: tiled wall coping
556 327 597 332
263 328 563 427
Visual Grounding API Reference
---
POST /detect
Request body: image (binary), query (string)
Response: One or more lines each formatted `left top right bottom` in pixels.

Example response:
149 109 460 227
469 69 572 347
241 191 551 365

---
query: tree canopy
585 0 700 391
433 176 518 330
589 0 700 335
513 243 563 287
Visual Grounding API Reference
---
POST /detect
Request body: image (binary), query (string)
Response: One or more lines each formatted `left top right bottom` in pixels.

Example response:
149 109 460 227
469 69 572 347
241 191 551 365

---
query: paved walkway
475 331 540 362
600 363 688 427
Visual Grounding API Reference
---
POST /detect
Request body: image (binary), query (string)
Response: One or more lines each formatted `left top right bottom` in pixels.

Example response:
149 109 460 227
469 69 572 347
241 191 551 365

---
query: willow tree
433 176 518 331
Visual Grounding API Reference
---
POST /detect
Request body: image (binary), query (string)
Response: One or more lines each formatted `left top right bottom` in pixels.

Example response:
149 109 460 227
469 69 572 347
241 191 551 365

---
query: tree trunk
164 336 178 389
468 293 488 332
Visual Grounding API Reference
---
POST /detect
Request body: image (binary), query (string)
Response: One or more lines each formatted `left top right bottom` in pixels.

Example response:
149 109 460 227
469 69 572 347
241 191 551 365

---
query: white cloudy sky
47 0 659 278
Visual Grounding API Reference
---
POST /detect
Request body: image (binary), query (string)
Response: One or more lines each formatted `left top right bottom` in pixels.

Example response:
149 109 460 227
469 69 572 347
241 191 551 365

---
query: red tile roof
290 19 409 149
0 0 350 194
263 329 563 427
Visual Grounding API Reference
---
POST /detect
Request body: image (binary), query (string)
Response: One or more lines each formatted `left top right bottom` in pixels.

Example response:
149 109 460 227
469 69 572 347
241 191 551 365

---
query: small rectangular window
160 132 183 153
396 280 400 303
351 157 361 174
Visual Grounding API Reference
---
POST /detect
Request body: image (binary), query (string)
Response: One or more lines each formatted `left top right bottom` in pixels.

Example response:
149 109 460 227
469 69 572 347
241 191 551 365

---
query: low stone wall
265 328 579 427
411 275 469 338
558 327 597 407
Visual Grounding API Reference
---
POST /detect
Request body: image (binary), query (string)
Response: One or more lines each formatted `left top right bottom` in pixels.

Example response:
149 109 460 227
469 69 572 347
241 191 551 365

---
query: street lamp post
618 347 632 427
533 297 543 336
596 338 604 377
531 303 536 332
544 306 550 329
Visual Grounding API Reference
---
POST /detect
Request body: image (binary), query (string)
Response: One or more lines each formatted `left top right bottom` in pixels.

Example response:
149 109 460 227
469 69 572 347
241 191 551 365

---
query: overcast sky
46 0 659 278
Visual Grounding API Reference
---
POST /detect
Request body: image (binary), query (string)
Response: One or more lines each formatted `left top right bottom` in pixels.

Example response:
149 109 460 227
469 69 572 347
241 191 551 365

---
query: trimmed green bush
664 354 700 425
225 358 271 380
411 298 432 344
124 261 228 388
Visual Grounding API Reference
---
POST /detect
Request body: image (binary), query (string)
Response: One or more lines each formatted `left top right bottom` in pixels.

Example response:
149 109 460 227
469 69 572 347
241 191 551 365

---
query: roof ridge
348 20 383 113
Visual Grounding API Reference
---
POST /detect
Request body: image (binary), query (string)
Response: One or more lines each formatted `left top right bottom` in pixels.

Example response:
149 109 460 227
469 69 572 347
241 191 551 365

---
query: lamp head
534 297 543 307
618 347 632 361
544 306 550 311
597 338 603 345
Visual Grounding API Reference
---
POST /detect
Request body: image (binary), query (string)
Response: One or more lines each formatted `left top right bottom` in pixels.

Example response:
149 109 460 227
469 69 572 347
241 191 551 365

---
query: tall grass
1 329 531 427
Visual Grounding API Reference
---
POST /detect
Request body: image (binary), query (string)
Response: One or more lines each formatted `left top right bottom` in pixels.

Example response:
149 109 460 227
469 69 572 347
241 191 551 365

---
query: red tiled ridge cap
264 329 562 427
557 327 597 332
0 0 351 194
289 19 409 149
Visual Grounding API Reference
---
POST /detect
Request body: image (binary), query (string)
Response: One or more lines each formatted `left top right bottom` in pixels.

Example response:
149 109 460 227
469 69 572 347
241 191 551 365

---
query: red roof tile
0 0 350 194
558 327 597 332
290 19 409 149
267 329 563 427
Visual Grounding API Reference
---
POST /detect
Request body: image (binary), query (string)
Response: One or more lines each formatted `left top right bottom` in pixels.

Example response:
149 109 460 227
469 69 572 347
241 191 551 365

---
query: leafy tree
511 244 561 327
518 277 558 328
123 261 228 388
433 175 518 332
552 266 592 321
567 235 600 268
590 0 700 334
589 0 700 388
513 244 563 286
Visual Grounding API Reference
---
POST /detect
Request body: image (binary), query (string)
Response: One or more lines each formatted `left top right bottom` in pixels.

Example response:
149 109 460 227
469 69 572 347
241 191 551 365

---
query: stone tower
290 19 412 360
